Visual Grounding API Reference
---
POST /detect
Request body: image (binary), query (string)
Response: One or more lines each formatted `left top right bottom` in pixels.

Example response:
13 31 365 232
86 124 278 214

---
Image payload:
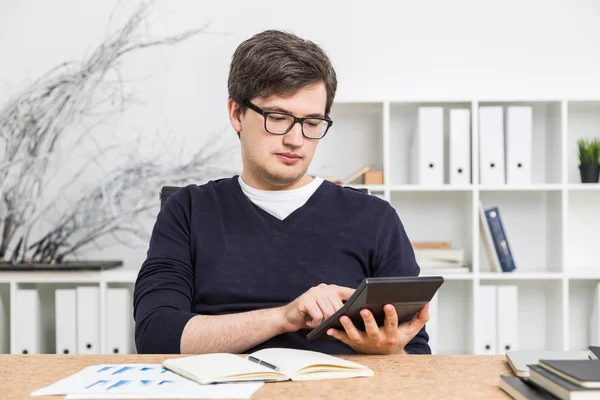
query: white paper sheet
31 364 263 399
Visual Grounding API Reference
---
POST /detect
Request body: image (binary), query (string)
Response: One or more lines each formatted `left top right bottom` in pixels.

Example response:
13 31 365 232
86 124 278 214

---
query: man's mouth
276 153 302 164
277 153 301 159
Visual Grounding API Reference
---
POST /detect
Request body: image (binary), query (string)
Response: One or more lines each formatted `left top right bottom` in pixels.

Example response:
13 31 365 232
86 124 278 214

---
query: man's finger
383 304 398 333
341 316 364 343
361 309 380 339
333 285 355 300
306 302 324 328
406 303 430 334
329 293 344 311
316 296 336 319
327 297 344 319
327 329 352 347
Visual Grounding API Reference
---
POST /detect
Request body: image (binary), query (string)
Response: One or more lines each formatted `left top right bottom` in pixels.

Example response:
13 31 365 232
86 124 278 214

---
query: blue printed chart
30 364 263 399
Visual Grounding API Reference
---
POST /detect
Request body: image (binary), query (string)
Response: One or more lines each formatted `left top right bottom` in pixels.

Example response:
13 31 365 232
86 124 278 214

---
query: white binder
449 109 471 185
106 287 133 355
497 285 519 352
55 289 77 355
477 285 498 354
479 107 505 185
76 286 100 354
506 106 533 185
427 291 440 354
411 107 444 185
15 288 43 354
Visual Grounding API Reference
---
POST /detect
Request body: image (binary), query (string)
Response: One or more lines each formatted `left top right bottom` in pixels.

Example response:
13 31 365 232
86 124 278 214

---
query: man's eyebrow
264 105 325 119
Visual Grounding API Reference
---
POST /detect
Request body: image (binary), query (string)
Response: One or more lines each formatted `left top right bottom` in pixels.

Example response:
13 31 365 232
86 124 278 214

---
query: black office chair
159 185 370 209
160 186 183 209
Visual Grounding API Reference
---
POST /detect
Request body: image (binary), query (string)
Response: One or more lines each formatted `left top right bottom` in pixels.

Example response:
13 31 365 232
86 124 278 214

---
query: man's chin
261 168 307 188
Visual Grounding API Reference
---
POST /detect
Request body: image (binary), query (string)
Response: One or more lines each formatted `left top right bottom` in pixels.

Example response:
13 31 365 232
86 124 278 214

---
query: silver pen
248 356 280 372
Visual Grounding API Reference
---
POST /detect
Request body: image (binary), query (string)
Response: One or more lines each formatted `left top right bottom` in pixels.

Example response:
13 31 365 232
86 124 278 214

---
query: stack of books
500 346 600 399
411 241 469 275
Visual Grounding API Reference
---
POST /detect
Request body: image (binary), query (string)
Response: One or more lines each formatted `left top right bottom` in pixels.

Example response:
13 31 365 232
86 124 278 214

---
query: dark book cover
539 359 600 388
528 364 600 399
589 346 600 360
499 375 559 399
485 207 516 272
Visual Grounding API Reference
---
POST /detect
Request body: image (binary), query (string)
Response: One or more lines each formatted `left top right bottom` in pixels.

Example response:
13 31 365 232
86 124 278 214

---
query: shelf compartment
312 102 384 183
391 191 473 270
479 191 562 273
477 101 562 185
568 279 600 351
567 101 600 184
389 101 472 186
479 280 564 352
566 191 600 271
429 280 473 354
12 282 101 355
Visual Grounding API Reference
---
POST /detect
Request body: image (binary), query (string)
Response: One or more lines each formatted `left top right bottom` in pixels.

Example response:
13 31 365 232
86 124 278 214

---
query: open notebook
162 348 374 384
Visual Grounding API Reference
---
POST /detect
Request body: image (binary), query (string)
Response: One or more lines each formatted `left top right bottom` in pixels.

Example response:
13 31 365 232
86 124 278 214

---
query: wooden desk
0 354 514 399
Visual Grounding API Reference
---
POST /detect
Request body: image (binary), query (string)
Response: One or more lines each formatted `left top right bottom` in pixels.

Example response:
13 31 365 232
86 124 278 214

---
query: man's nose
282 122 304 147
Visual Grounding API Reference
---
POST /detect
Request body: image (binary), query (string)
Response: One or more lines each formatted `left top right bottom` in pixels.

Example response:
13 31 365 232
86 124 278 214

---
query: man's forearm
180 307 287 354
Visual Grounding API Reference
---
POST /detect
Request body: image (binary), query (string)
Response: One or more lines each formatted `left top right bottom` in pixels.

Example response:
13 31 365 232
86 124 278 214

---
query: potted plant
577 138 600 183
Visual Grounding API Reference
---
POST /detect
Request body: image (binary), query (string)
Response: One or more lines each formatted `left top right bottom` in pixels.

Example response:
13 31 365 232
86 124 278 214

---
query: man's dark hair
228 30 337 117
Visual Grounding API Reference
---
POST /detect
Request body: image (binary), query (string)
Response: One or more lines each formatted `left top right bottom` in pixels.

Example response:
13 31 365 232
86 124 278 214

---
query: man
133 29 431 355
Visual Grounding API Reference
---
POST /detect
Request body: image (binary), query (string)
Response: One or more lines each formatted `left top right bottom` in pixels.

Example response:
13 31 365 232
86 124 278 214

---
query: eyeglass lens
265 113 327 138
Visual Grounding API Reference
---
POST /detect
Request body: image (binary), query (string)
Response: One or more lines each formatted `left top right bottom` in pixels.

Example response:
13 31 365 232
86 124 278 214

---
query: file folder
411 107 444 185
55 289 77 355
497 285 518 352
76 286 100 354
477 285 498 354
15 288 43 354
106 287 133 354
506 106 533 185
479 107 505 185
449 109 471 185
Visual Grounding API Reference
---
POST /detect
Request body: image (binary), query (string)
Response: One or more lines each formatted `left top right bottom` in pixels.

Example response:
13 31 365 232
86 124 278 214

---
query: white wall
1 0 600 270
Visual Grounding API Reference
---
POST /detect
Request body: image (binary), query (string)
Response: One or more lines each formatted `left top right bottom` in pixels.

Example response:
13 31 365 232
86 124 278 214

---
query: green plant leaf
577 138 600 165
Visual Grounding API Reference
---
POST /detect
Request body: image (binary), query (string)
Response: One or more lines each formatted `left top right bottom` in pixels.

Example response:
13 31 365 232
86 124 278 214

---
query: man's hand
327 303 430 355
279 283 355 333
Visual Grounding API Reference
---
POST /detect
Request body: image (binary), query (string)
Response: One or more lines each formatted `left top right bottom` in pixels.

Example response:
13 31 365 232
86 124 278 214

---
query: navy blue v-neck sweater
133 176 430 355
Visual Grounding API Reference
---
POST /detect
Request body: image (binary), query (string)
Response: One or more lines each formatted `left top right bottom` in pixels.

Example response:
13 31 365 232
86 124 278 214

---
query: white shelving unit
314 98 600 354
1 99 599 355
0 270 137 355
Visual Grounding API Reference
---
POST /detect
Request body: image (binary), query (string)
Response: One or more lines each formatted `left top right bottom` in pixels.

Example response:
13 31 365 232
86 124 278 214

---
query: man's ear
228 99 243 135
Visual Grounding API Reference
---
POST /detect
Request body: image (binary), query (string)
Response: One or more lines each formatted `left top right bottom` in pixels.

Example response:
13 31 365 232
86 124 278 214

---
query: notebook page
248 348 369 377
163 353 279 383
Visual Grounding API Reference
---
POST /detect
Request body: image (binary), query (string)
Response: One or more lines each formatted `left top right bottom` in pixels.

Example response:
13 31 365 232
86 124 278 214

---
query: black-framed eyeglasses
243 100 333 139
